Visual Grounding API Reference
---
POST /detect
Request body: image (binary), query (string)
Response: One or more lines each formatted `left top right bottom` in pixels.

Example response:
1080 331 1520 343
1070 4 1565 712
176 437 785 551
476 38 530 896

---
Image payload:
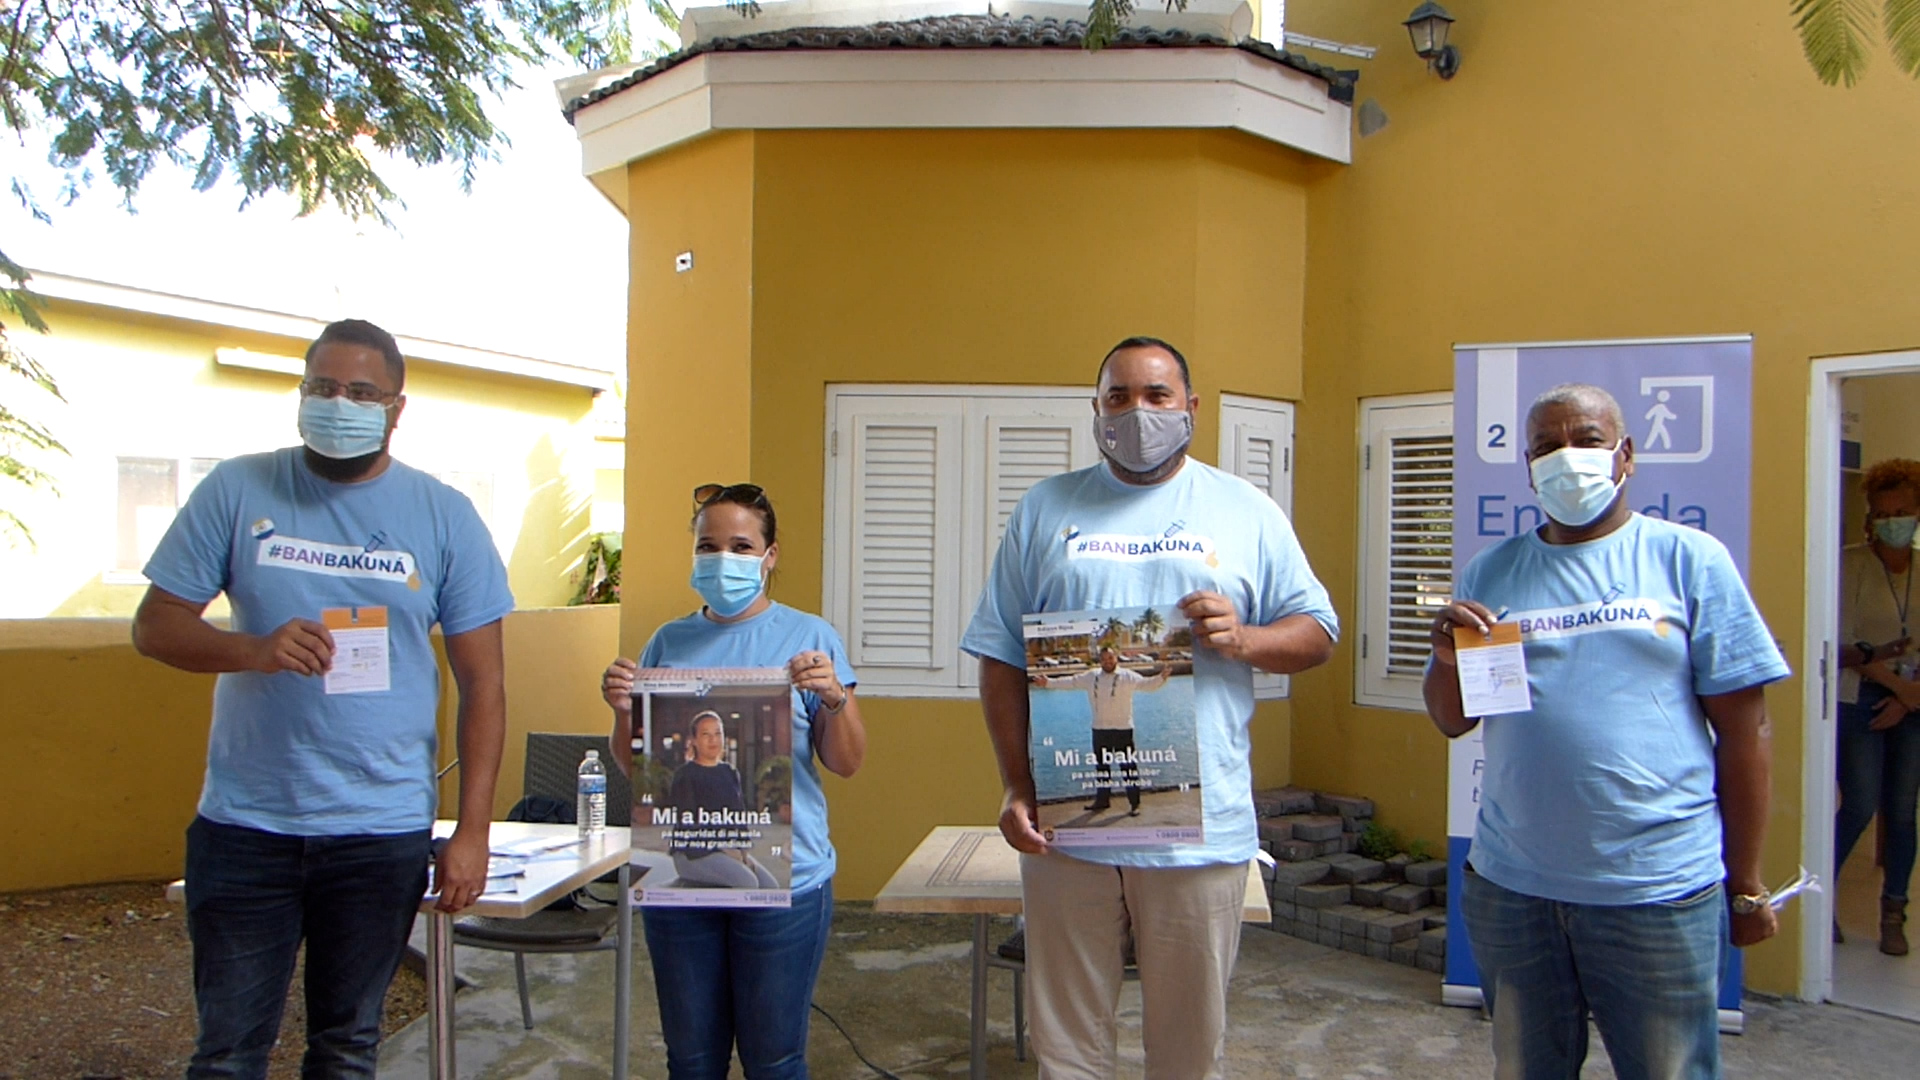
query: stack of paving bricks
1254 787 1450 973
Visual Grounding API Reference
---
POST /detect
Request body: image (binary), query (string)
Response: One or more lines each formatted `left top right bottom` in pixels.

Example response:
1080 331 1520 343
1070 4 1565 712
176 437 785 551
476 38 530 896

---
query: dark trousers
1089 729 1142 811
1835 691 1920 902
641 880 835 1079
184 816 431 1080
1463 868 1727 1080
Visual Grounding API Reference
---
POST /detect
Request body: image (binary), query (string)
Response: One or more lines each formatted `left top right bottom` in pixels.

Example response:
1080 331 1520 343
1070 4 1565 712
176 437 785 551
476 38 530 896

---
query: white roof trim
571 46 1351 183
30 272 616 392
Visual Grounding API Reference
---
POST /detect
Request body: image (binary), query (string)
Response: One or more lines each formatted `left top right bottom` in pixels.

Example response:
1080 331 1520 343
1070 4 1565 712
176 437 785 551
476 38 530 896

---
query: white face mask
1529 441 1623 527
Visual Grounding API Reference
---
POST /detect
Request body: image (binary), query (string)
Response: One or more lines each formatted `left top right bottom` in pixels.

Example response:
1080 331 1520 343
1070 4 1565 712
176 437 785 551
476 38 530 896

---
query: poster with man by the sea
1024 604 1203 847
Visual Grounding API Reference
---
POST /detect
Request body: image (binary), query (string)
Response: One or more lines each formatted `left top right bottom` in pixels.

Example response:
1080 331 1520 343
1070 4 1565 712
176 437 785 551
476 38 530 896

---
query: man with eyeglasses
132 319 514 1079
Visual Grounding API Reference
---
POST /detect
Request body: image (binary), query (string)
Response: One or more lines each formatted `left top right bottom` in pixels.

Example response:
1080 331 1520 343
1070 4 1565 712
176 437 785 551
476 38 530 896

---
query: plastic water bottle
577 750 607 838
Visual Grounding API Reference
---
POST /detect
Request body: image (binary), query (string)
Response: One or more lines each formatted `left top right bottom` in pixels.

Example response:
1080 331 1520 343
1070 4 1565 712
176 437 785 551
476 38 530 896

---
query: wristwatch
1730 889 1771 916
1857 640 1878 663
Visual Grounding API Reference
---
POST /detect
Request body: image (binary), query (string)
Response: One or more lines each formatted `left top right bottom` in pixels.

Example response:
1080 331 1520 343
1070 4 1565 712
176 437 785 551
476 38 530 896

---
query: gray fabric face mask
1095 407 1193 474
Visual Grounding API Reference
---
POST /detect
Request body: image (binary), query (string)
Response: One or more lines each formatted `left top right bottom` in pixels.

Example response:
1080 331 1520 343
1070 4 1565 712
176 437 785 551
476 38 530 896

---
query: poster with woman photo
629 669 794 907
1024 605 1203 847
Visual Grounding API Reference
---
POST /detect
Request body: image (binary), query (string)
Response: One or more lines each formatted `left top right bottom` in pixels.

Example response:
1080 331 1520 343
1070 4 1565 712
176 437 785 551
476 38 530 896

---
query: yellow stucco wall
619 128 1321 899
1288 0 1920 992
0 605 617 895
2 300 605 616
619 131 759 658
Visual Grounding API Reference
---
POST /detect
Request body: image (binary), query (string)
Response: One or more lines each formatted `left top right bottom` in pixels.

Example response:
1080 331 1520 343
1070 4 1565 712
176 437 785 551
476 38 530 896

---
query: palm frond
1885 0 1920 75
1793 0 1877 87
646 0 682 32
1085 0 1134 51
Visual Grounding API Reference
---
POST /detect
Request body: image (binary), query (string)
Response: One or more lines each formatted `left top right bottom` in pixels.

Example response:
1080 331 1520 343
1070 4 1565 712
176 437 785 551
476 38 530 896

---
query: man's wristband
1858 640 1878 664
1729 887 1771 916
821 690 848 715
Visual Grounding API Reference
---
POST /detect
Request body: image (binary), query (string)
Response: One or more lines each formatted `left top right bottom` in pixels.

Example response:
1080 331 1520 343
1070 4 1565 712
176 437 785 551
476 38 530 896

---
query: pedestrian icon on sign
1644 391 1678 451
1635 376 1716 463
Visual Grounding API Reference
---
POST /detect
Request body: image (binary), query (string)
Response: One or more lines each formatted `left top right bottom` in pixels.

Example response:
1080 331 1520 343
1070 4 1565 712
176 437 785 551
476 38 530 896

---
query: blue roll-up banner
1443 337 1754 1034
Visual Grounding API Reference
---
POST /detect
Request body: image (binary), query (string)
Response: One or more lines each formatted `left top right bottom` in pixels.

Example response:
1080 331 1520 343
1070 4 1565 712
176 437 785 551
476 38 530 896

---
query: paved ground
378 902 1920 1079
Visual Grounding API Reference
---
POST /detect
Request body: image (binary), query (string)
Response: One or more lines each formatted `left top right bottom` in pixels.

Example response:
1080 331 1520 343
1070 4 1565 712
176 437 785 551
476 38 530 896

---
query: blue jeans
1834 693 1920 901
183 816 431 1080
1462 868 1727 1080
641 880 834 1079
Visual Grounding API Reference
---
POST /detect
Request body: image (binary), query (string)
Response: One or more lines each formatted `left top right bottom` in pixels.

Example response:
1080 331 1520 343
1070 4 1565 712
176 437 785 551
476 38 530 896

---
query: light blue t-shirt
144 447 514 836
1457 514 1790 905
638 602 857 894
961 459 1339 868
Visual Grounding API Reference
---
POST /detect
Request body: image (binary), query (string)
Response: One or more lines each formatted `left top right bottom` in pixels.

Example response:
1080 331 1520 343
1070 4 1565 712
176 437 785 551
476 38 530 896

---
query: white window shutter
823 386 1099 697
959 399 1100 687
989 424 1074 544
1219 395 1294 517
1218 395 1296 698
1356 398 1453 709
832 400 964 682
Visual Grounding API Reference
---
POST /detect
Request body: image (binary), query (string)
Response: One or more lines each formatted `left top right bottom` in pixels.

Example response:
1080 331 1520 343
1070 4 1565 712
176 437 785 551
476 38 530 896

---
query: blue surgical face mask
299 395 392 459
1529 441 1622 528
691 552 767 617
1874 515 1918 549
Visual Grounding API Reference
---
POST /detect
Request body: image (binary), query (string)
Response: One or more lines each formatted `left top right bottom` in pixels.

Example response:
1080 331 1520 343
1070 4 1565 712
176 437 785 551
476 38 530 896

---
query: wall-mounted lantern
1404 2 1460 80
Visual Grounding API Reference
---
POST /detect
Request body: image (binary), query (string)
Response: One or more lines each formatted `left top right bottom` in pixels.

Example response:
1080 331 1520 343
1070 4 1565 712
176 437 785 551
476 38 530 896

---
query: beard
1099 437 1192 486
303 444 388 483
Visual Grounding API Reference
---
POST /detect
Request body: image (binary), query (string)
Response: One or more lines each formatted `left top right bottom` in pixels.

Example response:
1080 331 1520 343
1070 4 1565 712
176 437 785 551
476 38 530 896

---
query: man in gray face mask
963 336 1339 1079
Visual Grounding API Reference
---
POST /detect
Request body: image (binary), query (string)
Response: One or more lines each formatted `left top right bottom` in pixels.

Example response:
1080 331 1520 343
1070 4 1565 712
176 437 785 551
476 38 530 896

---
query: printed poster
1024 605 1203 847
629 668 793 908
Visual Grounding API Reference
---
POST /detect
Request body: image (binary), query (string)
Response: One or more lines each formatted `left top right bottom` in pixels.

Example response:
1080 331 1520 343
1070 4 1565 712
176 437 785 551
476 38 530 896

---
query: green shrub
1356 820 1438 863
1356 821 1402 861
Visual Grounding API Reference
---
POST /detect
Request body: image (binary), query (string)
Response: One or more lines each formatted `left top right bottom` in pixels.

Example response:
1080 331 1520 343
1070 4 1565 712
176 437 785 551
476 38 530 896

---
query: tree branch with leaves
0 0 667 541
1794 0 1920 86
0 247 65 547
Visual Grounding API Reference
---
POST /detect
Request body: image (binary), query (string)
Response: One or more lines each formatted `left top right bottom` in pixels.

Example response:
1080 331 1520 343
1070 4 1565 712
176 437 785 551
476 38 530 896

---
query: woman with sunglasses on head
600 483 866 1079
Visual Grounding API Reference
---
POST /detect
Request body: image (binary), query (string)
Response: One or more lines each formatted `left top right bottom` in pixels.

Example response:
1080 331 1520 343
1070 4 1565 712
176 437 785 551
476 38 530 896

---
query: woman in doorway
1835 457 1920 955
602 483 867 1079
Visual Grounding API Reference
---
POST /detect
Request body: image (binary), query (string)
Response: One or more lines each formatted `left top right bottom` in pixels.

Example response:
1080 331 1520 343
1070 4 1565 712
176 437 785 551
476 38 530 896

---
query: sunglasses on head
693 483 767 508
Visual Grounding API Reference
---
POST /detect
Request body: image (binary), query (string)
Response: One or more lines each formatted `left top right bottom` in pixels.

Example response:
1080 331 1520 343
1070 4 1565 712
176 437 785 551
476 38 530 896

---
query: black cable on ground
810 1000 906 1080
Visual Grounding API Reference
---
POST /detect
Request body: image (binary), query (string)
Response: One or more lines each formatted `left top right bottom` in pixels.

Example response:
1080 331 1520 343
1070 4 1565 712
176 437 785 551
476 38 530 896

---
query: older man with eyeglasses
131 319 514 1079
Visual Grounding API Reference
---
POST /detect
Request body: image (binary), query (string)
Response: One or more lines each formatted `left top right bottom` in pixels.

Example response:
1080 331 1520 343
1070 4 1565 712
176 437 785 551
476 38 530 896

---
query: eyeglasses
300 377 399 404
693 482 766 508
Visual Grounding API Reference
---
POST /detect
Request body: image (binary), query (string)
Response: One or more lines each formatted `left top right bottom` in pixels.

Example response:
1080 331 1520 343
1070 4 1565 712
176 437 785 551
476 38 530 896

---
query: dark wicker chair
449 732 630 1029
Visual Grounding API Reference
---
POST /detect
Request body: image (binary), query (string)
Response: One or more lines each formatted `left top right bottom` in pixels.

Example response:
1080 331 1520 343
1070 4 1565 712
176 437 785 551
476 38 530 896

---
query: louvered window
826 387 1095 696
986 421 1074 546
1218 394 1295 700
1356 396 1454 709
848 414 960 667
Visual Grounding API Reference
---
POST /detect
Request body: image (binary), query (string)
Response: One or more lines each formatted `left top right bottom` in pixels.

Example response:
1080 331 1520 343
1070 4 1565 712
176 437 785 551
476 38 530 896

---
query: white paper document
322 606 390 695
1454 623 1532 717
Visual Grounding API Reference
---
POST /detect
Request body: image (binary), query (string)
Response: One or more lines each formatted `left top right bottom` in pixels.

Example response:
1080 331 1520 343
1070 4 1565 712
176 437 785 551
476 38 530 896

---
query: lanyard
1884 560 1913 638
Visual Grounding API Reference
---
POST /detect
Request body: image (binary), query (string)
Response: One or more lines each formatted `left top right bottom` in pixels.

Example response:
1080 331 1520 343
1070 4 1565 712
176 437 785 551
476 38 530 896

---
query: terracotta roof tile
563 14 1357 120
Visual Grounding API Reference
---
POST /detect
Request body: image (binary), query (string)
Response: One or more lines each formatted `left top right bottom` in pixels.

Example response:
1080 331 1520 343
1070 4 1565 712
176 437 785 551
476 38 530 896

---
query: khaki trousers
1019 853 1248 1080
